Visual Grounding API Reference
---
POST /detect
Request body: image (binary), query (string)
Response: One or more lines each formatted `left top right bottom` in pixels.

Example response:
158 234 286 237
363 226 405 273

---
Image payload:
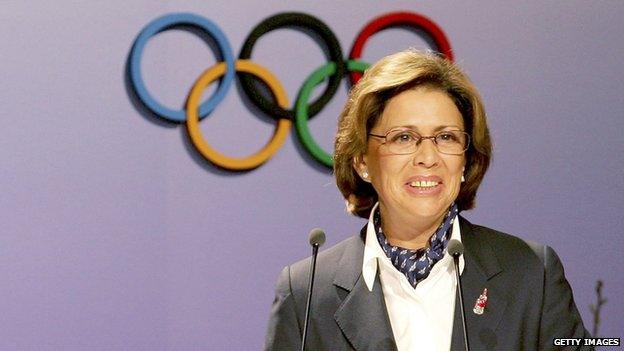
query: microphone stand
452 253 470 351
301 243 319 351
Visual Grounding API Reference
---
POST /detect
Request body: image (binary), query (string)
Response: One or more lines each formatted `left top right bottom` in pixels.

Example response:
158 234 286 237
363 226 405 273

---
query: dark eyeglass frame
368 129 471 155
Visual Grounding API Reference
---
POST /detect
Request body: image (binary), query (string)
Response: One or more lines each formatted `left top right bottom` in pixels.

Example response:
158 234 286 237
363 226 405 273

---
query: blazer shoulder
287 235 364 296
462 218 546 271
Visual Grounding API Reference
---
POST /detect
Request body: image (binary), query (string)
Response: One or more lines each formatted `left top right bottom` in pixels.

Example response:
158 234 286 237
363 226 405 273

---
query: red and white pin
473 288 488 315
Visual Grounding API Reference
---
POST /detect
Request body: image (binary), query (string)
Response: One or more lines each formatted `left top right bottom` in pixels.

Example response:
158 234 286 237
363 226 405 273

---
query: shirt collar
362 202 464 291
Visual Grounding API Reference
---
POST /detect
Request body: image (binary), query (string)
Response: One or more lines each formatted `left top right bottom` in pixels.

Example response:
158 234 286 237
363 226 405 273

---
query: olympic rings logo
128 12 453 171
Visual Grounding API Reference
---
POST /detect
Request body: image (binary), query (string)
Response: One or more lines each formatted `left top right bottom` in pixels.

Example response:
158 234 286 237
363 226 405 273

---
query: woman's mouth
405 178 443 196
408 180 440 189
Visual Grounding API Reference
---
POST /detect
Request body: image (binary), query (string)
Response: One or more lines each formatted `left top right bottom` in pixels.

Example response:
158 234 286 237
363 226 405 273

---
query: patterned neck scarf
374 203 459 288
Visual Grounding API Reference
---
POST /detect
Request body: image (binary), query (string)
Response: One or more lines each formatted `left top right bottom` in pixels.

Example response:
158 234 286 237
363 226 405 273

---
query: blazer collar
451 216 508 350
333 226 366 291
332 227 398 351
459 216 502 280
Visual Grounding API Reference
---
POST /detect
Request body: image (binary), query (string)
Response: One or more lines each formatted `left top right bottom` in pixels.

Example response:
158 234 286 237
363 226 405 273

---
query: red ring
348 12 454 85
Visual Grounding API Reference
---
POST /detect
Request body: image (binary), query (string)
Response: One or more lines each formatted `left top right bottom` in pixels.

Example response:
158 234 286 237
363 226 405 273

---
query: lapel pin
473 288 488 315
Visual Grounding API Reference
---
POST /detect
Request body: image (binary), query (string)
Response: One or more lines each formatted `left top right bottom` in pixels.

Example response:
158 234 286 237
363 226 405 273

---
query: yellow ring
186 60 291 170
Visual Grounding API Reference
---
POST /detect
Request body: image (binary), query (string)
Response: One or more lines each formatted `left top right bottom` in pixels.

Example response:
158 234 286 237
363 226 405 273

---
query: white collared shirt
362 203 464 351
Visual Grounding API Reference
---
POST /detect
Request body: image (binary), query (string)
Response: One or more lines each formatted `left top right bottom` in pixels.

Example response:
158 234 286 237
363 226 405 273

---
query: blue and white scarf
374 203 459 288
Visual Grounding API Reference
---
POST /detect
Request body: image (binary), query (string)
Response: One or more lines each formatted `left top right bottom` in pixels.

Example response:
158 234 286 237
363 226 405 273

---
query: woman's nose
412 138 439 167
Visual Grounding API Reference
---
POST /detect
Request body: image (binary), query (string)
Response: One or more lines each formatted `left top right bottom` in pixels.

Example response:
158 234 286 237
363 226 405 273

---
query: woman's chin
402 201 451 222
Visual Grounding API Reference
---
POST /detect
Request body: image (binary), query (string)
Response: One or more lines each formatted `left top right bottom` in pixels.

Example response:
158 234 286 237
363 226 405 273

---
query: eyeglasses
368 129 470 155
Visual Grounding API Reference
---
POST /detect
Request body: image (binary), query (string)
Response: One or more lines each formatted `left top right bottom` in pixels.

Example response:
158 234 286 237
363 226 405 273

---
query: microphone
448 239 470 351
301 228 326 351
308 228 326 247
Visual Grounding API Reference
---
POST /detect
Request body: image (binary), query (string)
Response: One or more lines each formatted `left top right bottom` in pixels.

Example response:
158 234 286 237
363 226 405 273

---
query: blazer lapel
451 217 509 350
333 228 397 351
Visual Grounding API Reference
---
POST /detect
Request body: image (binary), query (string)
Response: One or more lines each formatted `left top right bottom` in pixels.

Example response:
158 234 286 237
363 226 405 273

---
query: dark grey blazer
264 217 592 350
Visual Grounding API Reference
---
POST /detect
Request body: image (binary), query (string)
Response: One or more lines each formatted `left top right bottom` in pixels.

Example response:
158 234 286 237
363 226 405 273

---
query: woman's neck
378 204 446 250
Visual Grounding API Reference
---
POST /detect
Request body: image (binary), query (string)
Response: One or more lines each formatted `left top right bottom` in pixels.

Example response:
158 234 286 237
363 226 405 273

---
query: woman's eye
437 132 458 143
391 133 415 144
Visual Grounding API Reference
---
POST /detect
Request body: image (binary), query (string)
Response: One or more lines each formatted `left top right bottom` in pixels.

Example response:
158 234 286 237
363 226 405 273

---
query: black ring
238 12 345 121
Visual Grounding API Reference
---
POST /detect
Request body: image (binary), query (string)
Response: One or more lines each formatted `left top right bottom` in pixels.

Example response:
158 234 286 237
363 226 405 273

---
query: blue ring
129 13 235 122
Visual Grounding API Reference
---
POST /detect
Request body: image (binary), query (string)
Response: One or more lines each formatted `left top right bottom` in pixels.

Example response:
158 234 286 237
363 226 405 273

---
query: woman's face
357 86 466 224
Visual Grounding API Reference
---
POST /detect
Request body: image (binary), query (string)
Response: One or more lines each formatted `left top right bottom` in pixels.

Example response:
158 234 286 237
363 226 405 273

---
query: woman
265 50 590 350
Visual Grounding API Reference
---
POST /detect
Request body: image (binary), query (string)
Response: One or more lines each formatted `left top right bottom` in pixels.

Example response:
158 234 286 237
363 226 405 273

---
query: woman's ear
353 155 371 183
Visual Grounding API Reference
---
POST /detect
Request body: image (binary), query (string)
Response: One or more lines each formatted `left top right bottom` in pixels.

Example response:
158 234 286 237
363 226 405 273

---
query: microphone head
308 228 326 247
447 239 464 257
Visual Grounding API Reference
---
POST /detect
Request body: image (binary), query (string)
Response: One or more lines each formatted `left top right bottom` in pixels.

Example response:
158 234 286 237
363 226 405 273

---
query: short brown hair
334 49 492 218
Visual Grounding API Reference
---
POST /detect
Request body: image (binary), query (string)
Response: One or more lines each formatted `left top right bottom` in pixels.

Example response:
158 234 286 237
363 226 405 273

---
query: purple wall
1 1 622 349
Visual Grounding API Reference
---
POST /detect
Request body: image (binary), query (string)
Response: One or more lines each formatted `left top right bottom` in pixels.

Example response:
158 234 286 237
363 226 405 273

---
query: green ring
295 60 370 168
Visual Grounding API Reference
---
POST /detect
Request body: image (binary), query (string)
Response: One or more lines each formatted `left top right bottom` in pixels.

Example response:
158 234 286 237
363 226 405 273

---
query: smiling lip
404 176 443 196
